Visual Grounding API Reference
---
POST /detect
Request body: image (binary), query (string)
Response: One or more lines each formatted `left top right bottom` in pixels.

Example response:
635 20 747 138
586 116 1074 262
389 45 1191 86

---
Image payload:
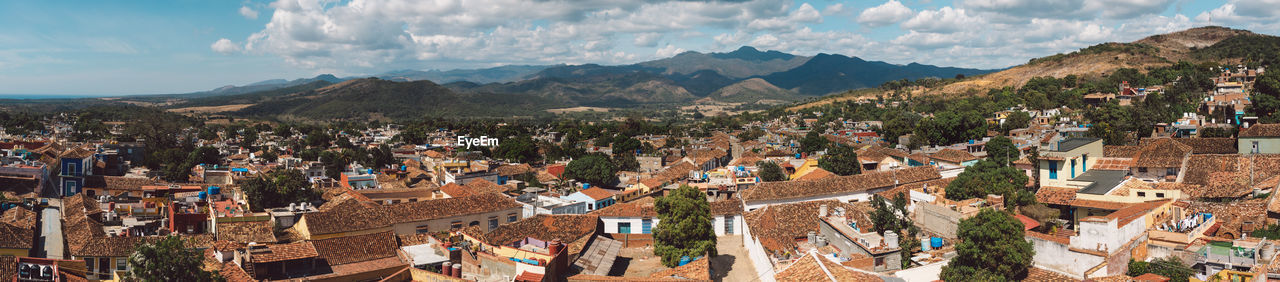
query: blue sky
1 0 1275 95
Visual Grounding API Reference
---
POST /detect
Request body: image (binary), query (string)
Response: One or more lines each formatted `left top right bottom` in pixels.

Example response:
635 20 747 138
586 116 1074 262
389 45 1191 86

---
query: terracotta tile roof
795 167 835 181
1087 275 1135 282
0 208 37 230
1025 229 1075 245
744 200 871 253
0 255 14 281
357 188 438 201
710 200 743 215
592 197 656 218
1147 138 1237 154
776 252 882 282
58 147 95 159
71 236 162 257
0 221 32 250
1090 157 1132 171
1025 266 1081 281
384 192 524 224
741 166 941 202
251 241 320 263
495 164 534 177
82 175 161 190
1067 198 1130 211
650 256 711 280
439 183 472 198
216 219 278 244
1240 123 1280 137
1201 171 1253 199
1131 138 1191 168
566 274 688 281
579 187 615 201
876 178 952 199
1103 145 1140 158
396 233 436 246
1104 199 1172 226
300 198 391 236
469 214 599 254
423 150 445 158
220 262 254 282
907 153 931 164
930 149 977 164
465 179 509 195
311 231 399 265
1186 199 1267 238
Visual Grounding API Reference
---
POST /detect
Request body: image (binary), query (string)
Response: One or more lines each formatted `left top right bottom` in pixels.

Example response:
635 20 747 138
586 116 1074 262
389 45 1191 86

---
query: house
773 251 885 282
563 187 616 211
240 241 322 280
591 197 743 237
1038 138 1103 188
818 212 901 272
459 214 602 263
56 147 96 196
1240 124 1280 154
292 192 525 240
0 208 36 257
740 166 941 211
856 146 907 172
928 149 978 167
1129 138 1191 182
1024 199 1177 279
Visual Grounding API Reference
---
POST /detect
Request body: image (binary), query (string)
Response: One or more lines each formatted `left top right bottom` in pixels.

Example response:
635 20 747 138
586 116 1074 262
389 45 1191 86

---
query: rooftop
1074 170 1128 195
1050 138 1101 152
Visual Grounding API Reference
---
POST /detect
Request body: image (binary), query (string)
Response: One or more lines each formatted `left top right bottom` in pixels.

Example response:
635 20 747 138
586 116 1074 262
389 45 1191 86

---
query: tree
756 161 787 182
1252 70 1280 122
318 151 347 179
653 185 717 267
798 131 828 154
945 160 1034 210
1002 111 1032 133
985 136 1019 167
494 135 541 163
940 209 1034 281
128 235 221 282
1127 257 1193 282
370 144 396 169
564 154 618 188
818 144 861 176
240 169 319 211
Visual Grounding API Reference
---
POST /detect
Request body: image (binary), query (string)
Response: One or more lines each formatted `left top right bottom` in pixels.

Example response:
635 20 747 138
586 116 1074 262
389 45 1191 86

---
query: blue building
57 148 95 196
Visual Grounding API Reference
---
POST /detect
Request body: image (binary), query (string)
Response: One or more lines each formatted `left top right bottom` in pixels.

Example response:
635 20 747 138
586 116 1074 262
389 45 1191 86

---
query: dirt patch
167 104 254 114
546 107 611 114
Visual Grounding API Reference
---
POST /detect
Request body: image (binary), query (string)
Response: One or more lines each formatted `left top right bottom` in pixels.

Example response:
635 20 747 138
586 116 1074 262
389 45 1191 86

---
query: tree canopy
128 235 221 282
494 135 541 164
241 169 320 212
945 160 1034 210
818 144 861 176
756 161 787 182
564 154 618 188
1127 257 1193 282
940 209 1034 281
653 185 717 267
985 136 1019 167
798 131 828 154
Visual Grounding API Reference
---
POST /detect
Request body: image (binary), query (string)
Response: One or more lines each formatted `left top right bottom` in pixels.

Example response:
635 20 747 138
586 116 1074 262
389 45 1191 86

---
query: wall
712 214 743 236
914 202 961 239
1038 140 1103 187
390 207 524 236
1028 236 1105 280
1239 138 1280 154
408 268 465 282
601 217 658 234
476 251 518 280
744 190 877 211
741 219 777 282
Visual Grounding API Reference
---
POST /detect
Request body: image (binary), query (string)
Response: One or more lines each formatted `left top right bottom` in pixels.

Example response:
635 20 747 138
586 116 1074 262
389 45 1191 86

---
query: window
469 221 480 227
1156 193 1166 198
618 222 632 233
1082 154 1088 172
1137 192 1146 197
1167 168 1176 176
508 213 518 223
488 216 499 229
450 221 463 230
1139 167 1148 173
1048 161 1058 179
116 258 126 271
641 218 652 234
724 215 734 234
1070 159 1076 178
874 257 885 267
588 203 594 210
415 225 430 234
84 257 95 273
1253 141 1260 154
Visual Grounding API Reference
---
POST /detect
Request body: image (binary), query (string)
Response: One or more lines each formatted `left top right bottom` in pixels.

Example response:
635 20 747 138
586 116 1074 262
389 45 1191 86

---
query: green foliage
1252 224 1280 239
1027 42 1160 65
1019 204 1061 233
798 131 828 154
945 160 1034 209
1127 257 1193 282
241 169 319 212
870 192 912 236
756 161 787 182
1193 34 1280 66
1251 70 1280 123
1001 111 1032 133
1199 127 1236 138
564 154 618 188
736 127 765 141
940 209 1034 282
493 135 541 163
653 185 717 267
914 110 987 146
128 236 221 282
818 144 861 176
985 136 1019 167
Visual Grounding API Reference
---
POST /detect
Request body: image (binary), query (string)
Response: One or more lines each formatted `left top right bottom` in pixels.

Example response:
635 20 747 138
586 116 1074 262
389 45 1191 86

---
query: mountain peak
711 46 796 61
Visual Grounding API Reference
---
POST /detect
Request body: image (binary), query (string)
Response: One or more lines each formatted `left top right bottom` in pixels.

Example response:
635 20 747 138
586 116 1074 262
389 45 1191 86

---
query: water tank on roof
921 239 932 252
197 191 207 200
678 256 691 266
885 231 899 249
209 186 221 195
931 237 943 248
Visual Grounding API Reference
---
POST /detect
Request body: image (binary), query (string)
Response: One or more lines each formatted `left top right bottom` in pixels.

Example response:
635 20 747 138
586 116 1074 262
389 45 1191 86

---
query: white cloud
239 6 258 20
633 32 662 47
822 3 847 17
857 1 913 27
901 7 981 33
211 38 243 54
656 44 686 57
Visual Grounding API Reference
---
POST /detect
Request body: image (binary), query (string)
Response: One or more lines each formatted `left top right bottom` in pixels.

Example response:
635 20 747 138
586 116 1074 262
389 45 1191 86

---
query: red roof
1133 273 1170 282
515 271 544 282
547 164 566 178
1014 214 1040 231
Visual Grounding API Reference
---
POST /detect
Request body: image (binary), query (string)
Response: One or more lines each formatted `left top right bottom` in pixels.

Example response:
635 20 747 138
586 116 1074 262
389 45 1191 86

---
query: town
1 60 1279 282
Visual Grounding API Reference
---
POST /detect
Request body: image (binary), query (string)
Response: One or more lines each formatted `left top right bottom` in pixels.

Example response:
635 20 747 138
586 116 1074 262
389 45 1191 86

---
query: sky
2 0 1279 95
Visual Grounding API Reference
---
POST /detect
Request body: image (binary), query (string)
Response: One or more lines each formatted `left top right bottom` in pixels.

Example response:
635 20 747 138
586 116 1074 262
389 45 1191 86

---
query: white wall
602 217 658 234
712 214 743 236
1029 237 1105 280
1070 217 1147 253
744 190 877 211
741 218 777 282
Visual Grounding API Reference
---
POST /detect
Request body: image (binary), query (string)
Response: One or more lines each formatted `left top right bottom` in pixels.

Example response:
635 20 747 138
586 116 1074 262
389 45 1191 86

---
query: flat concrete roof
41 207 64 260
1051 138 1101 152
1076 170 1128 195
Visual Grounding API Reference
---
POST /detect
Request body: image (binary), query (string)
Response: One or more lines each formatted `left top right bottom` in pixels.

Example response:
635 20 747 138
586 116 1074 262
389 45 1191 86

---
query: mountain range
155 46 995 119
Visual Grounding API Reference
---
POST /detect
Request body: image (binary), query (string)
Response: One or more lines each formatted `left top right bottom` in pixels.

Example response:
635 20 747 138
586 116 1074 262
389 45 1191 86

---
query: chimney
819 204 828 217
451 264 462 278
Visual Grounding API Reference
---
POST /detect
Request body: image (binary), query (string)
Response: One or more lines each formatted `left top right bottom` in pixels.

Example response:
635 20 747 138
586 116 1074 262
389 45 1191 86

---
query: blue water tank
583 183 590 189
678 256 691 266
208 186 221 195
400 165 406 171
367 169 374 174
198 191 207 199
931 237 943 248
795 153 802 158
